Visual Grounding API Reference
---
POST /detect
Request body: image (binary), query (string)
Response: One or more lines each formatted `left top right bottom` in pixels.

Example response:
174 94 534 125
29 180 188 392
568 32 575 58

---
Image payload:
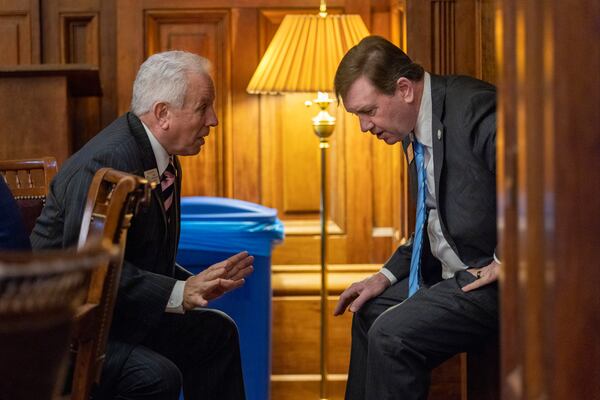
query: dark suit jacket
383 74 497 283
31 112 190 370
0 178 31 250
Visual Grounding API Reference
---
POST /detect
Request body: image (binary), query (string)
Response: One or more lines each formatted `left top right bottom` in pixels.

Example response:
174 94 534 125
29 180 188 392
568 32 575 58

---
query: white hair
131 50 211 116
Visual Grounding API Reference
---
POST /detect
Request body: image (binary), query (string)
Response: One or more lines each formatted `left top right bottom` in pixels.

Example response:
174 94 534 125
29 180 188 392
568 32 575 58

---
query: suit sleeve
32 154 177 342
110 259 176 343
381 234 414 281
466 89 497 174
30 158 99 248
465 86 499 261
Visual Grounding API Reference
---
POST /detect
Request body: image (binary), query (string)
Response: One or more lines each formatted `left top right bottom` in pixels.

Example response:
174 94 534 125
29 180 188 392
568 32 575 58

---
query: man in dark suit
332 36 499 400
31 51 253 400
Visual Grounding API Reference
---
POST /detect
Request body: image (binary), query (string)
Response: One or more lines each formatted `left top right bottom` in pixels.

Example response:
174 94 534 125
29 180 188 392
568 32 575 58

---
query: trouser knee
119 354 182 400
214 311 240 345
367 311 412 358
353 300 385 336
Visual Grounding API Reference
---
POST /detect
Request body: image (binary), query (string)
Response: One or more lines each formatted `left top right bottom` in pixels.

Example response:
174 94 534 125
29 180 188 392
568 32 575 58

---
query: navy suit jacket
31 113 189 375
383 74 497 283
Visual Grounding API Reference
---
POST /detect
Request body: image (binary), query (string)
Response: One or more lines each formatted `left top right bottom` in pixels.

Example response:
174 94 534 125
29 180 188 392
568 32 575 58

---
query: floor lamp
246 2 369 398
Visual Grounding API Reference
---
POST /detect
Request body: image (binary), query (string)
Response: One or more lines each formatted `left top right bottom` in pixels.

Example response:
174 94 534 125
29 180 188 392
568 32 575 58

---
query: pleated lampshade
246 13 369 94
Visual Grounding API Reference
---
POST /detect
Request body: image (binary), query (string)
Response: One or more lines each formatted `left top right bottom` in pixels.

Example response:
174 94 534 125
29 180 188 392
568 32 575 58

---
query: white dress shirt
141 121 186 314
381 73 468 285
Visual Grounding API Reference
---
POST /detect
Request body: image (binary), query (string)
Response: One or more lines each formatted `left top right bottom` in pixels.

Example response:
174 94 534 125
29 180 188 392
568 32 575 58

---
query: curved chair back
0 157 58 234
70 168 152 400
0 245 109 400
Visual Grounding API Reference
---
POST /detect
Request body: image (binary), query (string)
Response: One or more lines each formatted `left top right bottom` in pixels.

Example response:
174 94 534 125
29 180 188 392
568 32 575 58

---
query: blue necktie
408 140 427 297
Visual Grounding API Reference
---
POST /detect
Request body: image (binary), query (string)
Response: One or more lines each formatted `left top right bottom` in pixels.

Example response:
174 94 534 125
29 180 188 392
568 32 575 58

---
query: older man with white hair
31 51 252 400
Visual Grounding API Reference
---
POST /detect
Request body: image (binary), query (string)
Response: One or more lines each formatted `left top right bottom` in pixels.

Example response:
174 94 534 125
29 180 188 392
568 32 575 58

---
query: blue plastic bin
176 197 284 400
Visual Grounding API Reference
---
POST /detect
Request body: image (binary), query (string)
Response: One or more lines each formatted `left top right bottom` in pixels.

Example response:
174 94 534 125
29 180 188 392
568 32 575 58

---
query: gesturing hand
333 272 391 316
183 251 254 310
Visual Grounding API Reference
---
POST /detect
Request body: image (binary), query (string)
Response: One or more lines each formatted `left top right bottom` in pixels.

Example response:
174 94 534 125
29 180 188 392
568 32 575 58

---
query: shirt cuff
493 252 502 265
379 268 398 285
165 280 185 314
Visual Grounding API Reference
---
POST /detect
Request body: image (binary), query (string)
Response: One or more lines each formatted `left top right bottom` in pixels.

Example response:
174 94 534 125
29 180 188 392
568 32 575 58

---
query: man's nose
207 107 218 127
359 117 373 132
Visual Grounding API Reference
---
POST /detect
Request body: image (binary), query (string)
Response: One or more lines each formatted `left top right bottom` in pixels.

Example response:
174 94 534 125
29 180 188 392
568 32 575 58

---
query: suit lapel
126 112 169 239
431 75 446 211
171 156 182 264
430 74 459 252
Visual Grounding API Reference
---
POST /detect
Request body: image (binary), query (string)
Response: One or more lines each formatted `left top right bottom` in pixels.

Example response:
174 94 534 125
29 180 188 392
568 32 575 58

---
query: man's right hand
183 251 254 310
333 272 392 316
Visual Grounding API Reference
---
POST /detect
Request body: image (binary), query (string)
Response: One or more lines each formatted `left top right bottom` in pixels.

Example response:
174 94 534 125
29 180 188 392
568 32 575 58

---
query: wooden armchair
0 245 110 400
0 157 58 234
69 168 152 400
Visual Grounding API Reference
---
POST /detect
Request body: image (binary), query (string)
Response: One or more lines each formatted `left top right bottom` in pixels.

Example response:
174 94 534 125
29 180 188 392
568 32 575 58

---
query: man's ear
153 102 170 130
395 77 415 103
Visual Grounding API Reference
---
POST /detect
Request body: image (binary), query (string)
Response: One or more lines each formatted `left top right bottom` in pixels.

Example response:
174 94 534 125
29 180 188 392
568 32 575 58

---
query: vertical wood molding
60 10 102 150
42 0 118 129
230 7 260 202
496 0 520 396
431 0 455 74
59 13 99 64
387 0 411 251
30 0 40 63
407 0 491 78
389 0 407 49
498 0 600 399
475 0 496 83
405 0 432 69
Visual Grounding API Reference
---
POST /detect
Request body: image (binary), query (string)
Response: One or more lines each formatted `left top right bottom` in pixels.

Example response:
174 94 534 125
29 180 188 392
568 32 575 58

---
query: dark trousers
345 271 498 400
95 308 245 400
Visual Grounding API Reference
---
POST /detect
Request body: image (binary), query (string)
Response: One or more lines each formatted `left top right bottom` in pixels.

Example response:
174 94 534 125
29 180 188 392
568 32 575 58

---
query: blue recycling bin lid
179 196 284 257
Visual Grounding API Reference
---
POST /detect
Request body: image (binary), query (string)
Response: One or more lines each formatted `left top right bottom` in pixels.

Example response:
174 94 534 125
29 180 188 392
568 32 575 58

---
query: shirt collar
414 72 432 149
141 121 170 175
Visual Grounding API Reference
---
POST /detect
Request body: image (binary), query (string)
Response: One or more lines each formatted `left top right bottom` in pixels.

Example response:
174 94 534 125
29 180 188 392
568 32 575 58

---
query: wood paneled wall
40 0 116 149
0 0 498 399
0 0 40 64
0 0 495 267
406 0 496 84
146 9 232 197
115 0 405 268
497 0 600 399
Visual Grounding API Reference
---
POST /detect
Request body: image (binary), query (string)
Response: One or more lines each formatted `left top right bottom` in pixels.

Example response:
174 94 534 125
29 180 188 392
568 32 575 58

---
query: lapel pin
437 129 442 140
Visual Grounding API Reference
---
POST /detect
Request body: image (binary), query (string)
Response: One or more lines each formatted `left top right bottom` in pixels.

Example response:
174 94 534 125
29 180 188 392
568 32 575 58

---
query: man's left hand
462 260 500 292
182 251 254 309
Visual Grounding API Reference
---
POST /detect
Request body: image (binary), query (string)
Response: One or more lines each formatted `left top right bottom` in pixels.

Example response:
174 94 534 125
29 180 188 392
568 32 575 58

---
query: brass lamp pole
307 91 336 399
246 2 368 398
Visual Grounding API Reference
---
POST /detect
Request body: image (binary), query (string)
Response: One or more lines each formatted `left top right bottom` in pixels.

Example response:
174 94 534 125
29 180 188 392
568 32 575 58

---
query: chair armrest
174 263 193 280
72 303 100 340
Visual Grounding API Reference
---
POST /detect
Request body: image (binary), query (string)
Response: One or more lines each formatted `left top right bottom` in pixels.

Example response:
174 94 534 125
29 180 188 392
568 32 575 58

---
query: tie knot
161 162 176 181
413 140 424 155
